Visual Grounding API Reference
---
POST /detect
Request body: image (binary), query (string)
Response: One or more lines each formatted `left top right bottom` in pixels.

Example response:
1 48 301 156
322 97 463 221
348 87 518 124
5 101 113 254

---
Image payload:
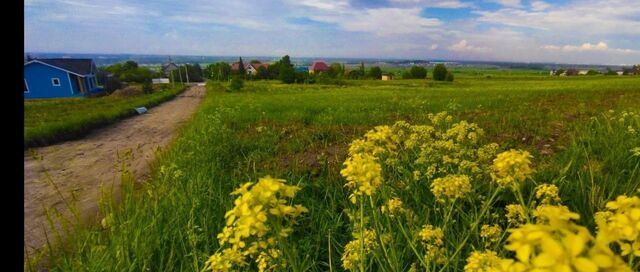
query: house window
52 78 61 86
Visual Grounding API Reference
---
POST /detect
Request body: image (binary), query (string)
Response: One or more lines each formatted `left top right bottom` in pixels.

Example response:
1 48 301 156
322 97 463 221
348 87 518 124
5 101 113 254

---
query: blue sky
24 0 640 64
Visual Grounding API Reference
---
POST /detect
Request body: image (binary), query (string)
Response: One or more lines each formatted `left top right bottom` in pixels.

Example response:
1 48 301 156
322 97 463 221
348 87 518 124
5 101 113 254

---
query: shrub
229 77 244 92
142 81 153 94
409 65 427 79
368 66 382 80
445 71 454 82
433 64 448 81
586 70 599 76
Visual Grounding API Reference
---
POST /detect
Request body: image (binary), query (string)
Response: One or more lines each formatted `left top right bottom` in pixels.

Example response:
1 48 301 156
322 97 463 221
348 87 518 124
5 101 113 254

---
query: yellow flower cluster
534 183 561 205
430 174 472 202
205 176 308 272
480 224 503 245
500 205 631 272
596 195 640 257
418 224 447 264
381 197 405 217
505 204 528 226
341 229 378 271
340 152 383 203
490 149 533 187
463 250 506 272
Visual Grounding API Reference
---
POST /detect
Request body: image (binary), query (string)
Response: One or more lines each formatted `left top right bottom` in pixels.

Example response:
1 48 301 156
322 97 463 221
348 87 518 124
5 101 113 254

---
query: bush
279 66 296 84
229 77 244 92
142 81 153 94
586 70 599 76
445 71 454 82
409 65 427 79
368 66 382 80
433 64 448 81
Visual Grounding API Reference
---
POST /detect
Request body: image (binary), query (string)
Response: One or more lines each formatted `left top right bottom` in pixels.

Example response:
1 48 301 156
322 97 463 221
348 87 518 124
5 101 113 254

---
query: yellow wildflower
463 250 506 272
491 149 533 187
341 152 383 203
503 204 632 272
505 204 527 226
534 184 561 205
206 176 307 272
381 197 405 217
419 224 447 264
480 224 503 245
595 195 640 257
430 174 472 202
341 229 377 271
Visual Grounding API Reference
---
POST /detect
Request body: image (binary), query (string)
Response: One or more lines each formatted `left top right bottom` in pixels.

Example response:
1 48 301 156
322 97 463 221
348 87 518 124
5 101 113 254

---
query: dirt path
24 86 205 256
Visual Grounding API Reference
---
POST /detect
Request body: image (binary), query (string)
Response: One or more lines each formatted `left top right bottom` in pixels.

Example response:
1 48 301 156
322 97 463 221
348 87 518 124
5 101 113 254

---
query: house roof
27 58 96 76
309 61 329 71
249 63 269 70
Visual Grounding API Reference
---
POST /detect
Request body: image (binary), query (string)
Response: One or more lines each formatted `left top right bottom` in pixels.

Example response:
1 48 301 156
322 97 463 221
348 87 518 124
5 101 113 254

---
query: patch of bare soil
24 86 205 256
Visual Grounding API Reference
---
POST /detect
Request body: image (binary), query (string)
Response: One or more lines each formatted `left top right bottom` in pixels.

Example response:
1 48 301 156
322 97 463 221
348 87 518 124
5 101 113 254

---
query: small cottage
382 74 394 80
309 61 329 74
24 58 103 99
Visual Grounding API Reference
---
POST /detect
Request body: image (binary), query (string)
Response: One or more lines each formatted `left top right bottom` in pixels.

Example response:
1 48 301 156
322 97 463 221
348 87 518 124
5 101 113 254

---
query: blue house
24 58 103 99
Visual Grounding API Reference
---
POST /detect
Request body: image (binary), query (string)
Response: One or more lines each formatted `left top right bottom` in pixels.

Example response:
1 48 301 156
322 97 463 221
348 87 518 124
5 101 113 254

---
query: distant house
295 65 309 73
309 61 329 74
245 63 270 75
162 62 179 76
24 58 103 99
230 62 269 75
578 70 588 75
381 74 394 80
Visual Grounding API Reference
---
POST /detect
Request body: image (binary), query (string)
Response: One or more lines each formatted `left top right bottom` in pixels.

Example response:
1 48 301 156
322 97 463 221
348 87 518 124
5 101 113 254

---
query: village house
381 74 394 80
309 61 329 74
24 58 103 99
231 62 270 75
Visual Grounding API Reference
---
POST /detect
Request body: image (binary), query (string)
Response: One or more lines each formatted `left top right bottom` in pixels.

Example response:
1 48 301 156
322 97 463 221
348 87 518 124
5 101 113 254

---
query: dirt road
24 86 205 255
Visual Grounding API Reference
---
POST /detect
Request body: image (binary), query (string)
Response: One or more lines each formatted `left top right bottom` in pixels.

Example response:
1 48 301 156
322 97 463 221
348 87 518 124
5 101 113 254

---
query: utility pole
185 64 190 83
178 65 183 83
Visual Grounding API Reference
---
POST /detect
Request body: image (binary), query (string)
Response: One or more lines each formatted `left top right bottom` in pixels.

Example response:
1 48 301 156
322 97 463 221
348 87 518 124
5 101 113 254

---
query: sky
24 0 640 65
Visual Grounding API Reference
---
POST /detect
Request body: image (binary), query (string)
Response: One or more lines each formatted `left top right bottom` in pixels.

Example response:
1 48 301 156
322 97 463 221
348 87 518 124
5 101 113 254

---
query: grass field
33 73 640 271
24 84 186 148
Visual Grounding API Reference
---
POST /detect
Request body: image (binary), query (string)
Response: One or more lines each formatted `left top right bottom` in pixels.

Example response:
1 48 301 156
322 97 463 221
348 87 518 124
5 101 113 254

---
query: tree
633 65 640 75
409 65 427 79
250 60 261 64
238 57 246 76
586 70 599 76
605 68 617 76
445 71 454 82
328 63 344 78
123 60 138 70
256 66 269 80
368 66 382 79
433 64 448 81
554 69 565 76
359 62 365 78
277 55 296 84
348 70 363 80
229 76 244 92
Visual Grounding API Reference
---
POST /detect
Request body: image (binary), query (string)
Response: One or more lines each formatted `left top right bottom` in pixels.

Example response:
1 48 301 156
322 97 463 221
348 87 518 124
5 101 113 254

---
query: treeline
205 55 455 86
97 60 205 92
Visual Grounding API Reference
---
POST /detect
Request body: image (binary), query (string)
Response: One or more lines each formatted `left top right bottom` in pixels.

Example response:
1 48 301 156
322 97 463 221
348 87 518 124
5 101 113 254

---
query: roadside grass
35 75 640 271
24 84 186 148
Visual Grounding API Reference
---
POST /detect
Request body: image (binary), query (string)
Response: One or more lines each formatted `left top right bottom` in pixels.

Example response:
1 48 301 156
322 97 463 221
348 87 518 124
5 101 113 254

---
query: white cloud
430 44 439 50
543 42 637 53
486 0 522 8
298 0 349 11
477 0 640 35
310 7 441 36
389 0 473 8
530 1 550 11
448 40 491 53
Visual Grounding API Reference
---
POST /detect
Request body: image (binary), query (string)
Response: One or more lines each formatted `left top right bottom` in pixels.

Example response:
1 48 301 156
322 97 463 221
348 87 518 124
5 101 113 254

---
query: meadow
32 72 640 271
24 84 186 148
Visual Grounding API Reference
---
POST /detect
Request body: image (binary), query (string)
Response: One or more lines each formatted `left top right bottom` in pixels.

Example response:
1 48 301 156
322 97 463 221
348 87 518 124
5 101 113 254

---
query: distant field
24 84 186 148
37 74 640 271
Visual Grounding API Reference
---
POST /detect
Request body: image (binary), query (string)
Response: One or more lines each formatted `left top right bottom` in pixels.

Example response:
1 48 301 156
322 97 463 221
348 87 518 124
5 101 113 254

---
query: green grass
33 75 640 271
24 84 186 148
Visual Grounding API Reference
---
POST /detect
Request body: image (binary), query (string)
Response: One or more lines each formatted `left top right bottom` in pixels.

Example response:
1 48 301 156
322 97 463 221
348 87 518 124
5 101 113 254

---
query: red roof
309 61 329 72
231 62 241 71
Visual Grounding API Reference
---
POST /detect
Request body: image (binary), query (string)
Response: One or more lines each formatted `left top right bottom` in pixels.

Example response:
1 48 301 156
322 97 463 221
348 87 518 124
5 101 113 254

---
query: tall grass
33 76 640 271
24 84 186 148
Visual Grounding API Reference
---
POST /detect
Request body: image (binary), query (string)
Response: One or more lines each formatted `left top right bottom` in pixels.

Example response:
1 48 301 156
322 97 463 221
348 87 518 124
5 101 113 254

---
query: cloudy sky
25 0 640 64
